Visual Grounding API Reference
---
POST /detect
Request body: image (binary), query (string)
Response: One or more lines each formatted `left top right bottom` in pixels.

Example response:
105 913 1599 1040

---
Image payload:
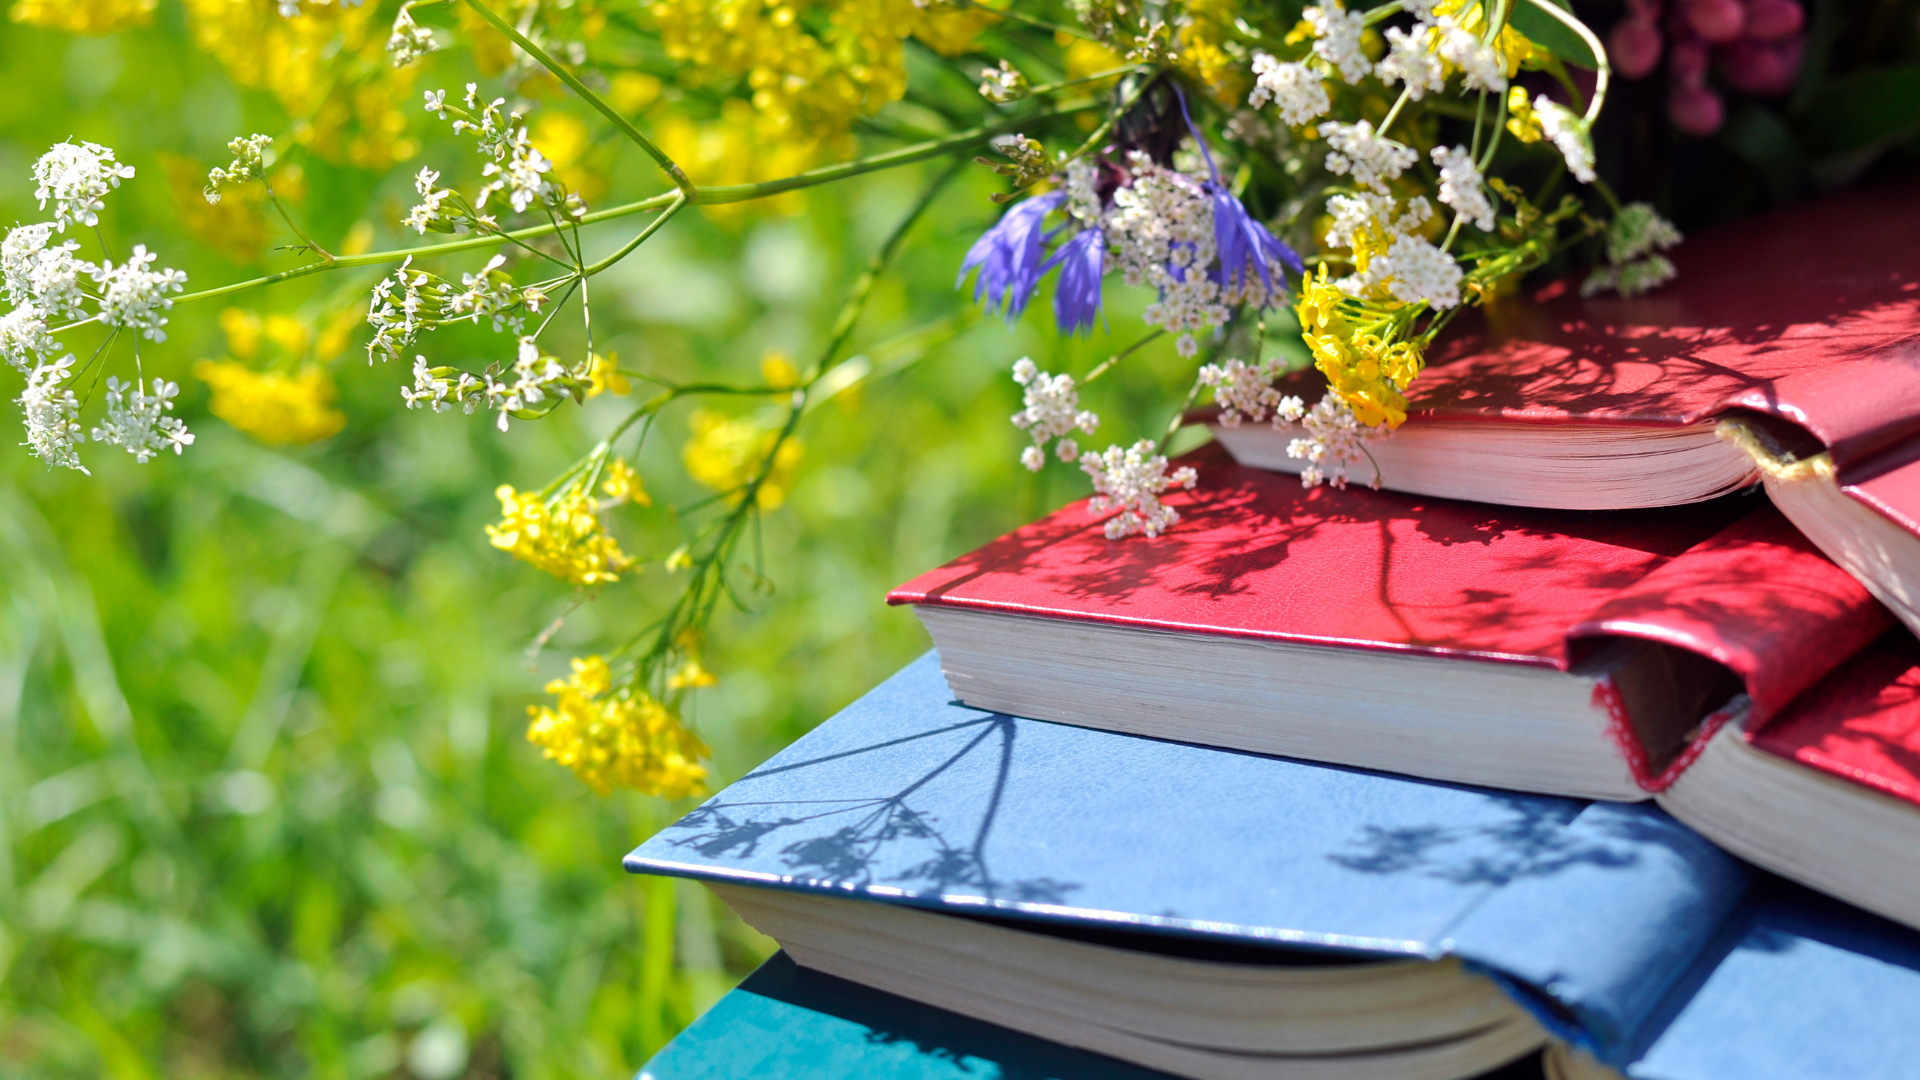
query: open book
887 448 1888 800
627 657 1757 1080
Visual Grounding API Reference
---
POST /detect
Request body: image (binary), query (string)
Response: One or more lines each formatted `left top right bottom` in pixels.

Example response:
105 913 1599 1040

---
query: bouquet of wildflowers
0 0 1779 799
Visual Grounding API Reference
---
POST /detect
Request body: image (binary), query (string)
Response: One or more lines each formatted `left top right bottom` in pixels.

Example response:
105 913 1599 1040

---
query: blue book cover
637 951 1549 1080
1595 880 1920 1080
626 653 1752 1064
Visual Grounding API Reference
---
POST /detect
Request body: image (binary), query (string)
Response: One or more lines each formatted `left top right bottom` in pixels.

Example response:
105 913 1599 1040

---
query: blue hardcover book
1547 880 1920 1080
627 654 1755 1080
637 951 1550 1080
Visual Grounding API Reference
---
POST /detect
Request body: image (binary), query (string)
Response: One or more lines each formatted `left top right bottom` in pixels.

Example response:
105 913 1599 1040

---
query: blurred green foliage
0 5 1210 1078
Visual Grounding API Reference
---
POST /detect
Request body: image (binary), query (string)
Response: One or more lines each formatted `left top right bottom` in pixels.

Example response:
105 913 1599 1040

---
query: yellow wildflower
609 72 664 114
1175 0 1249 104
665 546 694 572
532 112 609 203
487 483 635 586
760 350 801 390
183 0 417 169
221 308 263 360
667 656 720 691
601 458 650 506
10 0 153 33
587 352 630 398
314 306 362 361
1506 86 1545 144
527 656 709 798
682 409 804 510
1294 267 1425 429
194 361 348 446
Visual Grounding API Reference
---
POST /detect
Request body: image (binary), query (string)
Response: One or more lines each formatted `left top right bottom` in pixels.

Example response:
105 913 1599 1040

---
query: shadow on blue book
629 654 1920 1079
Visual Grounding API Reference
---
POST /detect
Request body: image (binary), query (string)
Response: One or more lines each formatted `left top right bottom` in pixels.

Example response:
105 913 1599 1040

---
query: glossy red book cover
891 448 1886 713
1749 632 1920 810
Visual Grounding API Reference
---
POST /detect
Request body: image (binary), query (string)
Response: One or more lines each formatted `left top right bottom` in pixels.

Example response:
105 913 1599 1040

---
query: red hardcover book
888 446 1889 800
1661 630 1920 933
1206 182 1920 637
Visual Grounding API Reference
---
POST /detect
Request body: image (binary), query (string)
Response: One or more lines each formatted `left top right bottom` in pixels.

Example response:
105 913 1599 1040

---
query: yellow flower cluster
682 409 804 510
1506 86 1545 144
487 483 635 586
1296 267 1425 428
10 0 153 34
1174 0 1250 105
194 361 348 446
182 0 418 169
648 0 995 156
527 656 709 798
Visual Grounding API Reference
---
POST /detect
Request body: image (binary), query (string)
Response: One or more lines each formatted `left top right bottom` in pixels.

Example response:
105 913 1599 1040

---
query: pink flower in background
1607 0 1806 136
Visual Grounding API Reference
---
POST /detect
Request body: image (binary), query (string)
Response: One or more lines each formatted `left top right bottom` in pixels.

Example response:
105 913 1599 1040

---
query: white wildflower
1198 358 1286 427
388 6 439 66
92 245 187 342
1324 191 1403 250
478 131 556 214
444 253 526 334
3 224 94 319
484 337 572 431
90 376 193 463
402 354 488 414
367 257 431 362
1248 52 1331 125
1011 357 1098 469
1533 97 1596 183
1080 440 1199 539
424 89 449 118
0 304 54 373
32 140 135 232
1104 154 1227 355
1318 120 1417 192
204 133 272 204
1582 255 1678 299
1435 16 1507 92
1373 231 1463 309
17 355 86 472
978 59 1029 103
1377 25 1446 99
1432 145 1496 232
1063 158 1103 226
1281 392 1388 489
1303 0 1372 84
403 166 456 234
1604 202 1683 265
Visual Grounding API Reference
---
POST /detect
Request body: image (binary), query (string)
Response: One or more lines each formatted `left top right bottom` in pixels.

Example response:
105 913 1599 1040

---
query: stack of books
630 184 1920 1080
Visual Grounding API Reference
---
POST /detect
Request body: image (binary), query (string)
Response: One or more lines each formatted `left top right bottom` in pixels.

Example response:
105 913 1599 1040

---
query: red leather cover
1748 631 1920 810
1567 509 1892 721
1847 446 1920 538
1364 184 1920 427
891 447 1856 677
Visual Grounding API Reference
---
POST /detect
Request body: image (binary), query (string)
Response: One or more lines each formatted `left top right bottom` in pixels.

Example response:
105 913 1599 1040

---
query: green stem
1376 86 1415 140
584 192 687 276
264 185 333 263
1519 0 1610 123
170 105 1094 307
460 0 698 201
1083 329 1165 384
959 0 1093 40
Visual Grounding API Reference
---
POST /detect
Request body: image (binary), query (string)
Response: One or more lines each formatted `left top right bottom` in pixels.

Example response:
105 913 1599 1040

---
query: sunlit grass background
0 8 1210 1078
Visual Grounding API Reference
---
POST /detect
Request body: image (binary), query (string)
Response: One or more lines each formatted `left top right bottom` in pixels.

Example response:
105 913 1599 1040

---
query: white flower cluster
978 60 1029 103
404 166 455 234
1583 202 1683 298
1063 158 1103 225
1434 17 1507 92
32 140 135 232
1532 97 1596 183
409 84 576 233
1431 145 1496 232
93 245 188 342
1325 192 1464 310
1278 392 1388 489
1378 24 1446 99
402 338 578 432
1303 0 1372 83
1318 121 1417 193
203 133 272 205
1198 357 1286 427
90 376 194 463
17 356 84 472
1011 357 1098 470
366 253 542 364
388 5 439 67
1105 154 1253 356
1373 231 1463 308
367 257 432 362
3 223 89 321
1248 51 1330 126
1080 440 1199 539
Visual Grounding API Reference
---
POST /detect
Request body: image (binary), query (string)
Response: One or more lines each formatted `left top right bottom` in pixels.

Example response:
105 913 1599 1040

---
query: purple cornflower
957 190 1066 320
1041 226 1106 335
1175 89 1302 299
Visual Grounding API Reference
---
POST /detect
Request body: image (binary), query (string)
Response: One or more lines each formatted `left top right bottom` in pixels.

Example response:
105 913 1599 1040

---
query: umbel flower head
526 655 709 799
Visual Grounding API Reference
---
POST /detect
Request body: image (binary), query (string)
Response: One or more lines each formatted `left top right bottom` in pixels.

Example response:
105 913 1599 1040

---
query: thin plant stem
265 185 333 263
1520 0 1611 123
1083 329 1166 383
460 0 699 200
585 192 688 276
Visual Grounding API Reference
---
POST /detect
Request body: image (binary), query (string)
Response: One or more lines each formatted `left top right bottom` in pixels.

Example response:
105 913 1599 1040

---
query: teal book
627 654 1755 1079
637 951 1549 1080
